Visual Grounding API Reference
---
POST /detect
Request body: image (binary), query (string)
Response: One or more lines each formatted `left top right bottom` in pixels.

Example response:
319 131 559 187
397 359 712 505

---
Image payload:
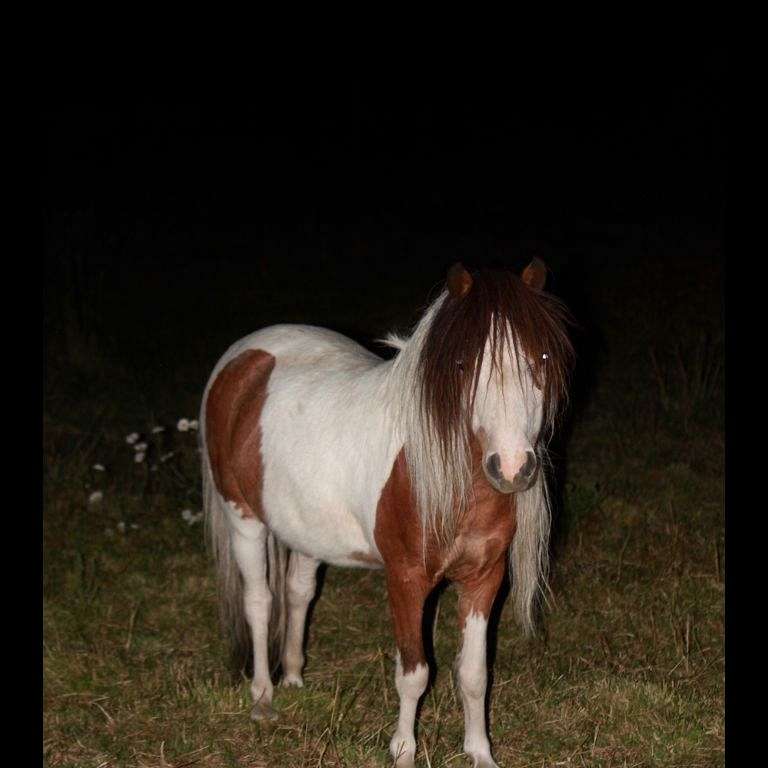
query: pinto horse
201 260 573 767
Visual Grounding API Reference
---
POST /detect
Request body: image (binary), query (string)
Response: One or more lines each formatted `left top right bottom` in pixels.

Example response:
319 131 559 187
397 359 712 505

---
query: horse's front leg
455 559 506 768
385 568 432 768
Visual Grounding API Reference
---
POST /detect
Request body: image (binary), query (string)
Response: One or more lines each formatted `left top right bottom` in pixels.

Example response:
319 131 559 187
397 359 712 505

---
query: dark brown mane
420 267 574 460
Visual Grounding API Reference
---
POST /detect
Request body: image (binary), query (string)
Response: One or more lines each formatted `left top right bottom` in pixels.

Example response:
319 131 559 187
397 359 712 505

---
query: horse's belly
263 495 383 569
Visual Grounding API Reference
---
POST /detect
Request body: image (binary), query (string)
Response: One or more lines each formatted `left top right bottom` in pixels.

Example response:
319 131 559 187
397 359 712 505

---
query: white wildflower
177 418 190 432
151 426 165 434
117 521 126 533
88 490 104 505
134 452 146 463
126 432 140 444
93 464 106 472
188 419 199 430
131 523 140 530
134 442 148 452
181 509 204 525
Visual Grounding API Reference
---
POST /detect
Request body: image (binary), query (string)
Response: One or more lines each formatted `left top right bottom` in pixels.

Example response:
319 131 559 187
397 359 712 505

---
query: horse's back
211 324 382 381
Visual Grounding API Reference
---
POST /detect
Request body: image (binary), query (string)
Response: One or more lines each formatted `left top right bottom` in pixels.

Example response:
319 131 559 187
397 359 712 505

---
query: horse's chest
441 522 515 583
374 448 516 583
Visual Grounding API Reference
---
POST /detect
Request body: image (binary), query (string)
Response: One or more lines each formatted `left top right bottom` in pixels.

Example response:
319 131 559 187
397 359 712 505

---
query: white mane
384 292 474 545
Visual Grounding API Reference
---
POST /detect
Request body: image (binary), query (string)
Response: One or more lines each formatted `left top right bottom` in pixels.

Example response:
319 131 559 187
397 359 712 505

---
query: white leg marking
456 612 499 768
390 653 428 768
281 551 318 687
228 514 276 720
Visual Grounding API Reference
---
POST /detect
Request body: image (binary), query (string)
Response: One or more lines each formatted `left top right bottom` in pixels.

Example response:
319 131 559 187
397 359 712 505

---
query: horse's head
421 259 573 497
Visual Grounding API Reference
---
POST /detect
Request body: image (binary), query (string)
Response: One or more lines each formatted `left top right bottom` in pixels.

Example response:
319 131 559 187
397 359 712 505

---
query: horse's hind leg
281 551 319 687
229 515 277 721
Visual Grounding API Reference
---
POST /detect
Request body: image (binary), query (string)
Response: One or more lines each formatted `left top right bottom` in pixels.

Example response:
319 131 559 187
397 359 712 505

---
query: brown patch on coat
450 471 512 631
205 349 276 521
374 438 516 671
374 451 436 672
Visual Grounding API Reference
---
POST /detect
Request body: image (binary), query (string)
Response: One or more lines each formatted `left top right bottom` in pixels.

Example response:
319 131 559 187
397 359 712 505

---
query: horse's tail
201 405 289 677
265 530 289 673
510 466 552 636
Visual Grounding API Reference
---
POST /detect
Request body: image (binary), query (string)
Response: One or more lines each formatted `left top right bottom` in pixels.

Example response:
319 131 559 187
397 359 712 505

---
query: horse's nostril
485 452 502 481
521 450 537 479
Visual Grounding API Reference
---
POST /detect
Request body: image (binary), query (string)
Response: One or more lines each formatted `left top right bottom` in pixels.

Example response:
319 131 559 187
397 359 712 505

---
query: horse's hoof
471 756 500 768
250 703 278 722
281 673 304 688
390 742 416 768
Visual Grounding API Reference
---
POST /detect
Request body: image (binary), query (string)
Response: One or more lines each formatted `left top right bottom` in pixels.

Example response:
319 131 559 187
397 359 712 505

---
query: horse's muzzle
484 450 538 494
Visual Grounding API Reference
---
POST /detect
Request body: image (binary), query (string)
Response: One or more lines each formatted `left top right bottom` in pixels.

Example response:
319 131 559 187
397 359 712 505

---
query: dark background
42 52 725 422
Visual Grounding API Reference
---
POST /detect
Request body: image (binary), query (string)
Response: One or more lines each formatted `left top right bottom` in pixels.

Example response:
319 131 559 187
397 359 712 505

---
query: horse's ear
521 257 547 291
447 262 473 298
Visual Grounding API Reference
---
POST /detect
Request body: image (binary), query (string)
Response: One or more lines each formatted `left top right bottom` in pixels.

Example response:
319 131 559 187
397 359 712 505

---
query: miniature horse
201 260 573 767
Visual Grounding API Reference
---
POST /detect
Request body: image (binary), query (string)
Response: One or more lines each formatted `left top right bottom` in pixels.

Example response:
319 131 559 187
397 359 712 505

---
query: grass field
43 238 724 767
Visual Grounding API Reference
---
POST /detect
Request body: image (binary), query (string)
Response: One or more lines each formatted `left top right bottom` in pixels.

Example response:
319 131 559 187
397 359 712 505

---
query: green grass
43 246 723 767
